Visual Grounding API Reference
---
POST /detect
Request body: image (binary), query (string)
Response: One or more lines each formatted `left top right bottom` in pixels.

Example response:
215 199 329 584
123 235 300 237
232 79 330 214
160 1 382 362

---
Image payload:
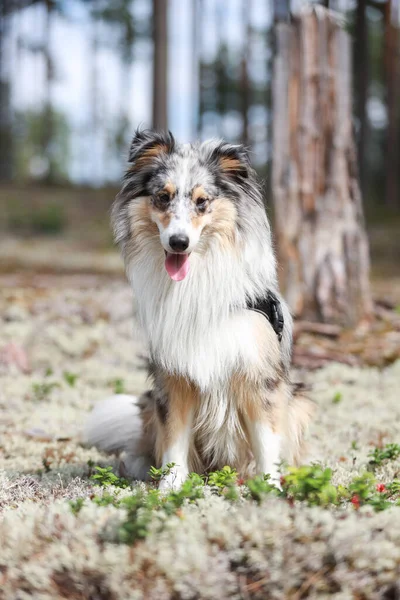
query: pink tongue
165 253 190 281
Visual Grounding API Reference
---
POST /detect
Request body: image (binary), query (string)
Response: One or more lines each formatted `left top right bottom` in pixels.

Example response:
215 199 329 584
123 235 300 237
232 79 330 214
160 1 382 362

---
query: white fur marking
245 420 282 487
159 410 193 491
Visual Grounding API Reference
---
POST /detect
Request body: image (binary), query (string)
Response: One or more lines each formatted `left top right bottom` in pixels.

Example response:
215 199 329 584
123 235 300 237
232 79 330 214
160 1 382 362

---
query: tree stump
272 6 372 326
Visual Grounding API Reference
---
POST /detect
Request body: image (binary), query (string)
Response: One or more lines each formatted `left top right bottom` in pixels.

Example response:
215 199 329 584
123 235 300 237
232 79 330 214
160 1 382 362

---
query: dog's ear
128 129 175 169
209 142 250 180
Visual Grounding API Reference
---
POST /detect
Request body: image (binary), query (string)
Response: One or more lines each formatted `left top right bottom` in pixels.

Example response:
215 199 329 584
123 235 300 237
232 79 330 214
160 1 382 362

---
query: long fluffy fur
85 130 313 480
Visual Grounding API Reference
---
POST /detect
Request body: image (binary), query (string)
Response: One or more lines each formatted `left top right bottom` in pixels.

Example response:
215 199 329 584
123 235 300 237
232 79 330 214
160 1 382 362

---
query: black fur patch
247 290 284 341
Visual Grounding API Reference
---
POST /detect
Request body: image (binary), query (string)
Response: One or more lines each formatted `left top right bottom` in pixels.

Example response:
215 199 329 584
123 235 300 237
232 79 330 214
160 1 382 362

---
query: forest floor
0 267 400 599
1 186 400 598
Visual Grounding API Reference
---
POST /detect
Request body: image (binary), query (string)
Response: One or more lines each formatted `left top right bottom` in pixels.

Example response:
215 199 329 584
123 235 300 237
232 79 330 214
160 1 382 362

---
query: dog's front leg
242 382 285 488
156 377 195 491
244 418 282 487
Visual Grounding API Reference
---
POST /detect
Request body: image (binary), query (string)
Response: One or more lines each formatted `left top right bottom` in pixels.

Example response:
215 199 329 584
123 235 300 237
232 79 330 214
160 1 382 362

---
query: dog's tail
285 383 315 466
82 392 156 480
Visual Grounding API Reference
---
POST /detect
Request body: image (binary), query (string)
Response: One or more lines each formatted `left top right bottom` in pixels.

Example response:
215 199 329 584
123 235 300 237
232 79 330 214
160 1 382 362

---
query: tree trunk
240 0 251 147
88 1 100 182
152 0 168 131
384 0 400 208
42 0 54 182
272 6 372 326
0 0 13 181
354 0 369 197
192 0 200 138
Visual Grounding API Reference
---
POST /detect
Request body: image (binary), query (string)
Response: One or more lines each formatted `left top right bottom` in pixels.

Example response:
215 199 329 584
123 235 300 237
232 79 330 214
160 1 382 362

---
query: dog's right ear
128 129 175 169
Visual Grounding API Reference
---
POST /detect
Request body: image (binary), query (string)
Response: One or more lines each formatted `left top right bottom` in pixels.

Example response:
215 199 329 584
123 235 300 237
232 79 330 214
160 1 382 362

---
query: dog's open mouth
165 252 190 282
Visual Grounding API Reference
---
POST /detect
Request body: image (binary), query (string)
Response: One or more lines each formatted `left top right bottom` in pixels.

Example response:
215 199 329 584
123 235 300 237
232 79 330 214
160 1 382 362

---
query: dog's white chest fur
126 235 278 391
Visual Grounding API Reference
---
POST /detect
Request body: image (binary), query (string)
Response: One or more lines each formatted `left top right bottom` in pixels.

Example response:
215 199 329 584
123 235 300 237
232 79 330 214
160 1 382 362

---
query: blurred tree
41 0 56 183
354 0 369 195
14 108 70 181
272 6 372 325
274 0 289 22
88 0 101 179
0 0 14 180
192 0 201 138
86 0 150 177
384 0 400 207
91 0 138 152
152 0 168 131
93 0 137 63
240 0 251 147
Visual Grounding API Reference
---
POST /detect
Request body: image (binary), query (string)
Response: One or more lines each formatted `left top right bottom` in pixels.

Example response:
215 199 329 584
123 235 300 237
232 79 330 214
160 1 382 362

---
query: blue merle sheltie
84 129 313 490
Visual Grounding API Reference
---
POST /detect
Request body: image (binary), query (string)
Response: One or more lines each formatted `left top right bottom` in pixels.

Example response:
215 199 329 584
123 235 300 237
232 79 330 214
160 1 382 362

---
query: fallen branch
293 348 360 370
294 321 342 338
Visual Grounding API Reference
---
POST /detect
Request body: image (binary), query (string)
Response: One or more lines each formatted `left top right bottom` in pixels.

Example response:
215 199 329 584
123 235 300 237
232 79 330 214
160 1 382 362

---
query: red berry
351 494 360 509
376 483 386 493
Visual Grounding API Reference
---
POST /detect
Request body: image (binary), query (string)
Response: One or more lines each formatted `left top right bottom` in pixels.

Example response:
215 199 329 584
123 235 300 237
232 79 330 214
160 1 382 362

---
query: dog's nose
169 234 189 252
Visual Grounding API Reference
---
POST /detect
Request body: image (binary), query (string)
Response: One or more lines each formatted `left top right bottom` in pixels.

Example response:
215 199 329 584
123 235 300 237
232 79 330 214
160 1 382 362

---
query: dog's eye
196 197 208 212
156 193 170 205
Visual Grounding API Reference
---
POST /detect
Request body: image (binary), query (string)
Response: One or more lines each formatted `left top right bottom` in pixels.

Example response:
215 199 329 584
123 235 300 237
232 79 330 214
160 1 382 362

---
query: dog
84 129 313 490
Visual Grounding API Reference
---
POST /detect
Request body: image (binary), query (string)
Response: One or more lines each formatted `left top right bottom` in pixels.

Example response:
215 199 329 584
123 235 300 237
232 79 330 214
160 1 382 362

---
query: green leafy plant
348 472 376 503
206 466 239 499
118 478 205 543
246 474 280 504
282 465 338 507
69 498 85 515
91 466 130 489
92 493 122 508
162 477 205 513
368 443 400 469
149 463 176 482
332 391 343 404
32 381 60 401
386 480 400 496
110 378 125 395
117 489 162 543
348 472 393 511
207 465 237 488
68 461 400 542
63 371 78 387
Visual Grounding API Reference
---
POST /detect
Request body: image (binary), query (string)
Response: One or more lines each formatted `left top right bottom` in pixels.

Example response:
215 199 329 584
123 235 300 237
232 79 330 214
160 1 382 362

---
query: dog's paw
158 466 188 491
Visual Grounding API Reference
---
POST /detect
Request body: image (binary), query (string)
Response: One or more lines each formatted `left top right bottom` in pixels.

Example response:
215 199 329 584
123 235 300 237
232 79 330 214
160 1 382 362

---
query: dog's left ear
210 142 250 180
128 129 175 169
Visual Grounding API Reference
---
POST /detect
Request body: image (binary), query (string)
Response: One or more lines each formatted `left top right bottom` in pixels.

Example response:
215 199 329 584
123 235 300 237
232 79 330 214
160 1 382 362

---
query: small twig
293 348 359 369
243 575 270 593
291 566 331 600
294 321 342 338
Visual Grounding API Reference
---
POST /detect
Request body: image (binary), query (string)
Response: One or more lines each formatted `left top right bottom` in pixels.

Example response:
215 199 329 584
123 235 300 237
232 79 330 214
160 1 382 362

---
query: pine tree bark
384 0 400 208
354 0 369 196
272 6 372 326
152 0 168 131
0 0 13 181
42 0 55 182
240 0 251 147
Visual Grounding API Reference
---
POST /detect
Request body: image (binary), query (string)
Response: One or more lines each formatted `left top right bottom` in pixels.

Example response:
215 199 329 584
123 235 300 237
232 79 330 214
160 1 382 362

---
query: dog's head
114 129 259 282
